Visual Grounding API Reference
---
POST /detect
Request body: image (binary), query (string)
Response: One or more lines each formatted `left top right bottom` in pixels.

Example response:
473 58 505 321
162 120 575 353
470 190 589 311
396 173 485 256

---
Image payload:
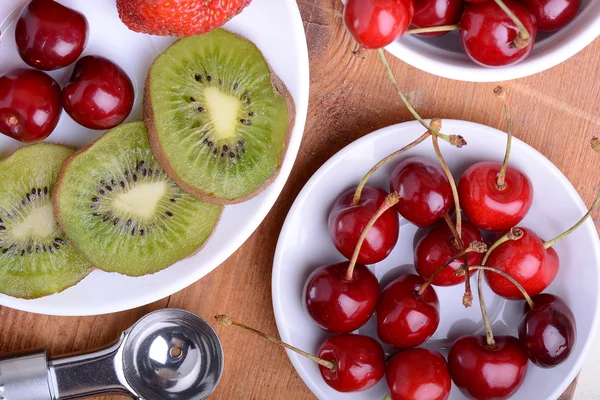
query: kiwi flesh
0 144 92 299
54 121 222 276
145 29 295 204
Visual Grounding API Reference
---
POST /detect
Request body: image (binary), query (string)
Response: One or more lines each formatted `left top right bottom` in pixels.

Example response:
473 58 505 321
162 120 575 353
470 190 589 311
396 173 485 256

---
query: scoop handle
0 348 54 400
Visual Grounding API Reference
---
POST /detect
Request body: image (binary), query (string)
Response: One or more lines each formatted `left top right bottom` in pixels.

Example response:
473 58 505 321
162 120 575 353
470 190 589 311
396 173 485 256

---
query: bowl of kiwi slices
0 0 309 315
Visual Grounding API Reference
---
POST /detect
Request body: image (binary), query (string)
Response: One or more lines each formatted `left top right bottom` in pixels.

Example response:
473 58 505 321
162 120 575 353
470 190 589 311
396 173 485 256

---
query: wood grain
1 1 599 399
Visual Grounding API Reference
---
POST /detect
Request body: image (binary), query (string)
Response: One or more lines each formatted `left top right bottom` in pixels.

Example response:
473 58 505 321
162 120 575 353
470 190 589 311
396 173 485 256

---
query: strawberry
116 0 252 37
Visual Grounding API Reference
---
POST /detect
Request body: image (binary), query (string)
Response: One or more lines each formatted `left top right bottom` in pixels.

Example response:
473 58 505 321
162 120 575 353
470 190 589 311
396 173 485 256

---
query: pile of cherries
0 0 135 143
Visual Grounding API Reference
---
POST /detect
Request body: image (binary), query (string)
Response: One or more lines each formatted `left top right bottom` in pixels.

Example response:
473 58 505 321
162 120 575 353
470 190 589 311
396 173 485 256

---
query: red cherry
377 274 440 348
62 56 135 130
317 334 386 392
390 157 454 227
414 220 483 286
458 161 533 232
0 69 62 143
448 335 528 400
386 348 451 400
518 293 576 367
304 262 380 334
411 0 463 37
328 186 400 264
15 0 88 71
344 0 415 49
521 0 580 31
460 1 537 67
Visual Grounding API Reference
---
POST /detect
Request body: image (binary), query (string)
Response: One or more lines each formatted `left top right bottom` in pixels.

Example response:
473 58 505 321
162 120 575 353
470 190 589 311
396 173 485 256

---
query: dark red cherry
62 56 135 130
458 161 533 232
414 220 483 286
390 157 453 227
518 293 576 367
304 262 380 334
0 69 61 143
521 0 580 31
328 186 400 265
460 1 537 67
386 348 451 400
412 0 463 37
317 334 386 392
448 335 528 400
344 0 415 49
377 274 440 348
15 0 88 71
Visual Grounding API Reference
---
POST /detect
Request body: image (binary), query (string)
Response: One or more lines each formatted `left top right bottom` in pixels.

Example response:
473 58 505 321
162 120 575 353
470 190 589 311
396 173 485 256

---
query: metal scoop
0 308 224 400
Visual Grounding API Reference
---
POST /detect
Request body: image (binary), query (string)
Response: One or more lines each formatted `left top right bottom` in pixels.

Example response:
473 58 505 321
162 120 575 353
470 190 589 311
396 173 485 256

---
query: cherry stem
433 134 462 238
468 266 535 309
351 119 440 206
215 315 337 372
442 212 472 307
405 24 461 35
543 189 600 249
494 86 512 191
345 192 401 282
493 0 531 49
376 48 466 148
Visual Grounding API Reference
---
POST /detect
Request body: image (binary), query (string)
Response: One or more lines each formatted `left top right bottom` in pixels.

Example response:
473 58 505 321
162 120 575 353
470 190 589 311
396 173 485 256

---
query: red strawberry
116 0 252 37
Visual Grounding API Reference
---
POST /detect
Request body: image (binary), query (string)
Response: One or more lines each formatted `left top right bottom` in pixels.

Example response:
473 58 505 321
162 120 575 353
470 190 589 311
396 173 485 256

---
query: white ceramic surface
0 0 309 316
272 120 600 400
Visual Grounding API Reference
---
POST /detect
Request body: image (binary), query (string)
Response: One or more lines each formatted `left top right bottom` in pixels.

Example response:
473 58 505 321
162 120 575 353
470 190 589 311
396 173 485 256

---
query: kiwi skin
144 30 296 205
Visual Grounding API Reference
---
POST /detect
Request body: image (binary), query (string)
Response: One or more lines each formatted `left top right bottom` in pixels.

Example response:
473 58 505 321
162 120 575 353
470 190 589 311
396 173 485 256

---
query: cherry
328 186 400 264
62 56 135 130
15 0 88 71
518 293 576 367
411 0 463 37
386 348 451 400
448 335 528 400
390 157 453 227
377 274 440 348
344 0 415 49
0 69 62 143
521 0 580 32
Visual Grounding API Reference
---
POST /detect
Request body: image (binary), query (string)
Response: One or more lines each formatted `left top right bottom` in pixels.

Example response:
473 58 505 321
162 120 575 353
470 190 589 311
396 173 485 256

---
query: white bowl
387 0 600 82
272 119 600 399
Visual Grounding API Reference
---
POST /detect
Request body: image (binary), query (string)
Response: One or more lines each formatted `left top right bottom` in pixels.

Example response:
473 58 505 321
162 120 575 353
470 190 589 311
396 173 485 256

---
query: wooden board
1 1 599 398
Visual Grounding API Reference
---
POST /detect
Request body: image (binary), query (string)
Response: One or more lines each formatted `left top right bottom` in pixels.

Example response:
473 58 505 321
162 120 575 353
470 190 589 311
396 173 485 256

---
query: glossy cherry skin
522 0 580 31
377 274 440 348
414 220 483 286
317 334 386 392
62 56 135 130
15 0 88 71
458 161 533 232
390 157 453 227
344 0 415 49
518 293 576 367
0 69 61 143
460 1 537 67
448 335 528 400
304 262 380 334
328 186 400 265
386 348 451 400
412 0 463 37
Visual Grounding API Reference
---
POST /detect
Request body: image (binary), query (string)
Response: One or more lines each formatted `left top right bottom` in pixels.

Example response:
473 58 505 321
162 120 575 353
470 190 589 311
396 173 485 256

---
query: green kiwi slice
54 121 222 276
145 29 295 204
0 144 92 299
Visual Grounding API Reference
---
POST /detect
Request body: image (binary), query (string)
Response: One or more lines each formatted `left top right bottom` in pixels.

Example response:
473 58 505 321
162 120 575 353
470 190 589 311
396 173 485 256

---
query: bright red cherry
411 0 463 37
0 69 62 143
458 161 533 232
386 348 451 400
522 0 580 31
519 293 576 367
377 274 440 348
15 0 88 71
344 0 415 49
390 157 453 227
317 334 386 392
414 220 483 286
62 56 135 130
460 1 537 67
448 335 528 400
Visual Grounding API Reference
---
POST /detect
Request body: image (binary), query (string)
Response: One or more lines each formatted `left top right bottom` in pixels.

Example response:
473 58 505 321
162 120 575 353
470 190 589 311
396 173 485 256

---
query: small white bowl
387 0 600 82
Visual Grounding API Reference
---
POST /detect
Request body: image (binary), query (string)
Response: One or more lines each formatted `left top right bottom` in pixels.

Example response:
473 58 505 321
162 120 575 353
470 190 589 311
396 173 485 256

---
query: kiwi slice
54 121 222 276
145 29 295 204
0 144 92 299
